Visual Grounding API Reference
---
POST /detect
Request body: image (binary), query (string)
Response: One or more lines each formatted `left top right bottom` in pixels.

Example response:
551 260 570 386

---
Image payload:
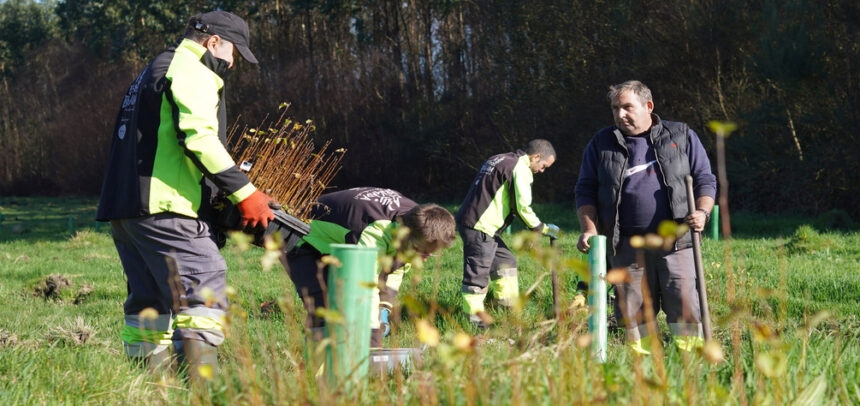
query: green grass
1 197 859 404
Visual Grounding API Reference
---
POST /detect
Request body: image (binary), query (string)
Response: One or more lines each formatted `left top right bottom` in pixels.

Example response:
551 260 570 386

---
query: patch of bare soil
46 317 96 346
29 274 93 304
0 329 19 348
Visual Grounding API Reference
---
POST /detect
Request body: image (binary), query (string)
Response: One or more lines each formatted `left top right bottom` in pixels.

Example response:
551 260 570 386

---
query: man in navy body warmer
574 80 716 354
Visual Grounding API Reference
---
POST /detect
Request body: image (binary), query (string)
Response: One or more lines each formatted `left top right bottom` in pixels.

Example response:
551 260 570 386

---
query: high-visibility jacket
456 150 544 236
97 39 255 221
303 187 415 256
300 187 417 309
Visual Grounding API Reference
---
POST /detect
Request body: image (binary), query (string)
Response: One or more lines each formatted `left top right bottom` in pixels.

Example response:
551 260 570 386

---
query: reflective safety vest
97 39 255 221
301 187 418 256
456 151 543 236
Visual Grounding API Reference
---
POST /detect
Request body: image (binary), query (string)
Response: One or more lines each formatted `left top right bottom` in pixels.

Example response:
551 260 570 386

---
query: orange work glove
236 190 275 229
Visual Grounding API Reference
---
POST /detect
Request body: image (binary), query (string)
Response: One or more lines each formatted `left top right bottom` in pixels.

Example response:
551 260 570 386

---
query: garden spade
685 175 713 341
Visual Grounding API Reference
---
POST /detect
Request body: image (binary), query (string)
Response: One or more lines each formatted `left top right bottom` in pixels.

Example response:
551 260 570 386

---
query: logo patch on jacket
354 188 403 211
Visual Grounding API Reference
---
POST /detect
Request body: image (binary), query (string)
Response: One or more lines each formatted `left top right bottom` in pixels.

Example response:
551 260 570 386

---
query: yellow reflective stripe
173 314 225 331
385 267 406 292
149 39 230 218
120 325 173 345
358 220 390 251
674 336 704 351
628 339 651 355
474 184 510 235
370 289 381 328
168 41 231 174
489 275 519 301
462 292 487 315
512 155 541 229
227 183 256 204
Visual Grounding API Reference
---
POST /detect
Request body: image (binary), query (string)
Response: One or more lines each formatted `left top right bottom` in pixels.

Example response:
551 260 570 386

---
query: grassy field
1 197 858 405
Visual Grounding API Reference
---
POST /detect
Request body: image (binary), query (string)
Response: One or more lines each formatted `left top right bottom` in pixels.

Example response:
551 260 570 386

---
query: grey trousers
283 244 388 347
111 213 228 352
460 226 518 292
611 235 702 341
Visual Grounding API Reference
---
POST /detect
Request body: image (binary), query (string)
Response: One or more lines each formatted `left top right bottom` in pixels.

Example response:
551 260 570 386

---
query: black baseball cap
191 11 258 64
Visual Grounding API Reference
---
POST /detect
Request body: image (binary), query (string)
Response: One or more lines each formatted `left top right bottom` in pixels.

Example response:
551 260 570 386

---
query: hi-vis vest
97 39 254 221
301 187 417 256
456 150 543 236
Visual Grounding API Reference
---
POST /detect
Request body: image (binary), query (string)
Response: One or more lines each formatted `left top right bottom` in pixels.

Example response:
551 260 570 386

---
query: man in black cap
97 11 273 382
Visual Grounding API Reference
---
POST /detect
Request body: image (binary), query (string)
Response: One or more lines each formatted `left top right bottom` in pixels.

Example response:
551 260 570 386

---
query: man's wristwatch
697 208 711 222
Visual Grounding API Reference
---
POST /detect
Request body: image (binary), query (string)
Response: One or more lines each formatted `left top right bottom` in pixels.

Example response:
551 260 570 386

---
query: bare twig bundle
228 105 345 221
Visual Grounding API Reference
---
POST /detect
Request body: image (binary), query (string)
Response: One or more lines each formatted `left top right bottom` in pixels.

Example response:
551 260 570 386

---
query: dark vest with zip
594 117 692 253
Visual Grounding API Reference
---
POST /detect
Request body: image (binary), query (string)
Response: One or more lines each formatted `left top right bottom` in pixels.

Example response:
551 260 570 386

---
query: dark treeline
1 0 858 217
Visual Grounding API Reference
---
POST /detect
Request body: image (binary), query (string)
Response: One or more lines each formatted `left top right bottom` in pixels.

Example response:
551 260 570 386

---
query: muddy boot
145 347 174 375
468 313 490 331
175 340 218 385
128 344 173 376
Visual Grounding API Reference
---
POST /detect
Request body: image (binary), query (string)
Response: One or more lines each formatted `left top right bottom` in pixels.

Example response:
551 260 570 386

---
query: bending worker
574 80 716 353
282 187 456 347
96 11 275 380
457 139 559 327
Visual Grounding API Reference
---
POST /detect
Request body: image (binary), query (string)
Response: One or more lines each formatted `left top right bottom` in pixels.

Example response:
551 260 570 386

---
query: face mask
201 51 232 79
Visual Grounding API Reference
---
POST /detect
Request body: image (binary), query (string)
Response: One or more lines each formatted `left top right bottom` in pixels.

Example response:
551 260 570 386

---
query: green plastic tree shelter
326 244 377 389
588 235 607 364
710 205 720 240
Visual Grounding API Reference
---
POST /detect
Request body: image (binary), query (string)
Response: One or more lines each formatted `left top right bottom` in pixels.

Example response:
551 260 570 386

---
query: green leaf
791 374 827 406
755 350 788 377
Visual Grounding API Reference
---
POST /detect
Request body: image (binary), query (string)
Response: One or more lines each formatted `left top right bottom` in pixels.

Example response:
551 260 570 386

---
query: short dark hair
524 139 556 160
401 204 456 248
184 16 213 43
608 80 652 104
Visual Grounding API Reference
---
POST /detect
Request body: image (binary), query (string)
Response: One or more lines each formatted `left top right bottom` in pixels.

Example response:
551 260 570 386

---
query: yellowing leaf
605 268 632 284
261 250 281 272
701 340 724 364
200 287 215 307
416 319 440 347
657 220 678 238
576 333 592 348
228 231 253 252
756 351 788 377
197 365 214 380
319 255 342 268
139 307 159 320
315 308 344 324
453 332 474 353
644 233 663 250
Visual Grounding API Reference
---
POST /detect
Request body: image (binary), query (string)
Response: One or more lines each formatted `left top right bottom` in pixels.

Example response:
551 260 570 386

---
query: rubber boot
489 273 519 308
305 327 327 378
175 340 218 385
145 347 173 375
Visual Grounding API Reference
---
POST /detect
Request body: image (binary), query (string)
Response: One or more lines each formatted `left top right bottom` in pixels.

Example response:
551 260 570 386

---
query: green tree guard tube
710 205 720 240
588 235 607 364
326 244 377 390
